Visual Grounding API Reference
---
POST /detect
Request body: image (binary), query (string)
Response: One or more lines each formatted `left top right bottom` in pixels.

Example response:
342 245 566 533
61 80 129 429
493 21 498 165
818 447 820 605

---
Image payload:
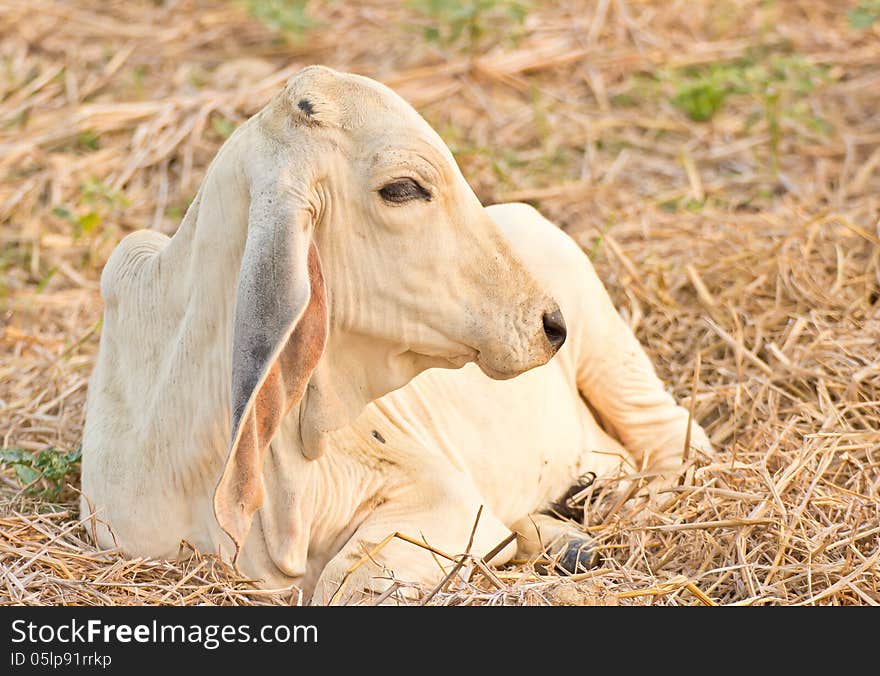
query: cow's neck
243 409 386 584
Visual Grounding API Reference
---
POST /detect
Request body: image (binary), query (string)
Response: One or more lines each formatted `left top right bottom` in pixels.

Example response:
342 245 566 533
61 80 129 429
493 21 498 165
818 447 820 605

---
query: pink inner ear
215 243 328 556
274 243 328 417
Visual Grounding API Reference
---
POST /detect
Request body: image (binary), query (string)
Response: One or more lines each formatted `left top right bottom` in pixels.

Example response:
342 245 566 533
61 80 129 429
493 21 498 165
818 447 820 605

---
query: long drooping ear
213 188 328 559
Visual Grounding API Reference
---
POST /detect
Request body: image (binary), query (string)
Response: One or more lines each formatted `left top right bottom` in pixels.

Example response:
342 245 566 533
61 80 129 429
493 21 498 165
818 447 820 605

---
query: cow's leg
313 508 516 605
311 455 517 605
510 513 598 574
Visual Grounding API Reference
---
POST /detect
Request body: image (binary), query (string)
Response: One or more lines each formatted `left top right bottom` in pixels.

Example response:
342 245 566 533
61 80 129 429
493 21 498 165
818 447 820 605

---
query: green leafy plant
409 0 529 50
0 446 82 499
52 206 100 240
848 0 880 29
52 178 129 242
620 51 831 174
671 79 729 122
76 129 100 151
664 55 829 124
244 0 318 42
210 115 236 140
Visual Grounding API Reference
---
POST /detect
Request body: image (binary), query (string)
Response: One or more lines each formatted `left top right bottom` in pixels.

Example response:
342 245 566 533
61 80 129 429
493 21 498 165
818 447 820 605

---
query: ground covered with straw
2 0 879 606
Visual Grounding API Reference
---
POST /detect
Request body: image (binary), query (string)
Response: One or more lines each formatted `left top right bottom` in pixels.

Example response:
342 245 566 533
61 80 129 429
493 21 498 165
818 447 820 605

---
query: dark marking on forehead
371 430 386 444
297 98 315 116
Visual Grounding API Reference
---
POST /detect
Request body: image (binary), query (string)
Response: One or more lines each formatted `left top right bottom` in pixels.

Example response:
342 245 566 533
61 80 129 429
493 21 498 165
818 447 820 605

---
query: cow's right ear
213 180 328 561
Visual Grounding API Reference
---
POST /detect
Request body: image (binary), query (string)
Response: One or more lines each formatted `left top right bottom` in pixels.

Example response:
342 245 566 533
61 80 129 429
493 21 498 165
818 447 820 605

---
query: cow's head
213 66 565 553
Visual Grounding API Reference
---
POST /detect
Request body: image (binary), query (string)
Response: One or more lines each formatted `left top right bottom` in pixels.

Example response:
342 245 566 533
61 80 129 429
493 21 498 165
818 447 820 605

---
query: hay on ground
1 0 879 605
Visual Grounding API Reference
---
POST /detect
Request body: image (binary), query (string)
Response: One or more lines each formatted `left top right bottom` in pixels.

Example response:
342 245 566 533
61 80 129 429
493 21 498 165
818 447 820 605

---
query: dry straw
1 0 879 605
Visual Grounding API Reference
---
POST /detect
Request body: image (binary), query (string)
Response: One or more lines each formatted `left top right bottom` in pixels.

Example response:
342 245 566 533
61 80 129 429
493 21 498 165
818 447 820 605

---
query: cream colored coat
80 67 710 604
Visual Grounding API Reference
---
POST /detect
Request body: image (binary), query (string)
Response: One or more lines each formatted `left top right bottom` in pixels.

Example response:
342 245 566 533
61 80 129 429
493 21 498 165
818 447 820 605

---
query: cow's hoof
549 536 598 575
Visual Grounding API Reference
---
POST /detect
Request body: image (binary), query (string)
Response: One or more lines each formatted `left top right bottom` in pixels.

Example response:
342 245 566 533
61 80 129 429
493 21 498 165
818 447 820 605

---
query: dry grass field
1 0 879 605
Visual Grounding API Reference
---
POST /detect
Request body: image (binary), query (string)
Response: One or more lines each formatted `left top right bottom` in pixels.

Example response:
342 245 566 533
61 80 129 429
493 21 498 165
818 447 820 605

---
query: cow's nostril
542 309 567 351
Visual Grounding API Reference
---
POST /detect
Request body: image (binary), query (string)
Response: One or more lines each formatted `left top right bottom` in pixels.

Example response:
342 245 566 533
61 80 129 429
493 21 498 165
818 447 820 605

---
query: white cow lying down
80 66 711 604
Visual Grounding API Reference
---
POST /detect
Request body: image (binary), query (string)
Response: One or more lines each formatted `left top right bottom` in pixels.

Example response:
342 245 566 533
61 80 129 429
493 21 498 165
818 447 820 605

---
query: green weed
0 446 82 500
663 54 829 125
848 0 880 29
244 0 318 42
619 50 831 174
671 77 729 122
52 179 128 242
76 129 100 151
210 115 236 140
409 0 528 50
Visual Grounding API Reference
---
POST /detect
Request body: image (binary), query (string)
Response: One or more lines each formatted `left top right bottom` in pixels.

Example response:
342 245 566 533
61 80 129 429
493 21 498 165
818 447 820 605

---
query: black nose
542 309 567 351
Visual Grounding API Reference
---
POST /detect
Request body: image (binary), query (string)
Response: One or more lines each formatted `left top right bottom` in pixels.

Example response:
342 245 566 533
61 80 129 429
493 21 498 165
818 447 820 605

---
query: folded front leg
313 508 516 605
572 265 712 481
311 454 517 605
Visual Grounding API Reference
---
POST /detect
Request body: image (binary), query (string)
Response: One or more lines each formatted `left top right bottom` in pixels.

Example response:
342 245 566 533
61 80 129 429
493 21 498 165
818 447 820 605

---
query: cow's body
79 68 709 605
239 204 709 601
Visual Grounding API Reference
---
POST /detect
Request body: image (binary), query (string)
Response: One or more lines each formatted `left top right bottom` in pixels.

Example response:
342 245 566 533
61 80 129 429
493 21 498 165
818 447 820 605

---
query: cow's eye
378 178 432 204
